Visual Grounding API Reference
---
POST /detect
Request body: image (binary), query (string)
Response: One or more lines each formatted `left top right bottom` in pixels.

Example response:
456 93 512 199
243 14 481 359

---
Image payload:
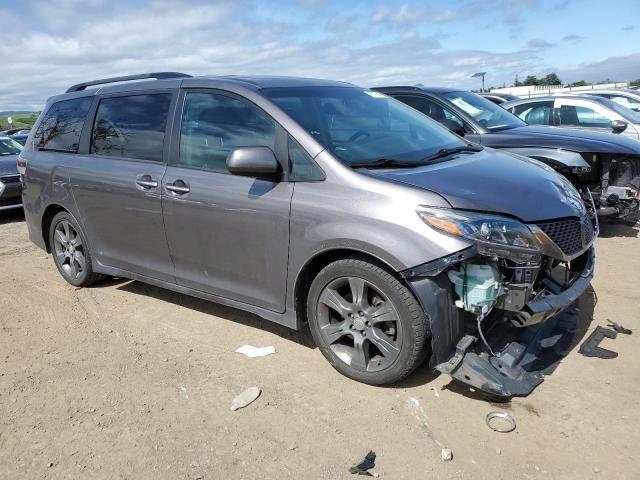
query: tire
307 257 430 385
48 211 103 287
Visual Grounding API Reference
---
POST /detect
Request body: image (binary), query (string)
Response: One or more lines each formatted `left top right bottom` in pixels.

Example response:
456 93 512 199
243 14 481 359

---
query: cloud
325 13 359 33
527 38 556 49
370 3 470 26
622 25 635 31
561 34 584 42
0 0 638 110
557 53 640 83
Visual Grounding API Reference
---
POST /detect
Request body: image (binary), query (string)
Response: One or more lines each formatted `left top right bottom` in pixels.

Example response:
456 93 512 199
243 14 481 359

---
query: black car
1 128 25 136
375 86 640 221
480 92 519 104
0 136 23 211
10 133 29 146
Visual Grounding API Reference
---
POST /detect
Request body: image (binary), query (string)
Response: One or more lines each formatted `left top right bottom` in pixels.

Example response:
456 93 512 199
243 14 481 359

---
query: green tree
523 75 539 86
569 80 589 87
541 73 562 85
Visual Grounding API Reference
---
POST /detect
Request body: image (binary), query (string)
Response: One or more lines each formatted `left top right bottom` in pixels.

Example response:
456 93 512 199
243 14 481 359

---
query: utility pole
472 72 486 92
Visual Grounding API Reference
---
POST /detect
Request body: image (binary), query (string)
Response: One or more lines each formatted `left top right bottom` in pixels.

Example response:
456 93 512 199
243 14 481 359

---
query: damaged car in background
22 74 595 399
376 86 640 223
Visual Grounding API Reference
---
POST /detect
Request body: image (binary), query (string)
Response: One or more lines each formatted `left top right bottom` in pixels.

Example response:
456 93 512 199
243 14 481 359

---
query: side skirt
94 264 299 330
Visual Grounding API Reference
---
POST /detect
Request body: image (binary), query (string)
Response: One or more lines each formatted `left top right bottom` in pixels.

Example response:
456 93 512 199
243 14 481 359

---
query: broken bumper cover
410 247 595 398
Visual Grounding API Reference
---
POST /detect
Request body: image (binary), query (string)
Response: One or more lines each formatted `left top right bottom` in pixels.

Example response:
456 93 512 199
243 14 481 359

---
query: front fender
500 147 591 173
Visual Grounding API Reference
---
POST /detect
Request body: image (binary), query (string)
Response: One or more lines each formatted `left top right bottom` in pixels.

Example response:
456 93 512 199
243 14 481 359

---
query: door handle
135 175 158 189
165 180 190 195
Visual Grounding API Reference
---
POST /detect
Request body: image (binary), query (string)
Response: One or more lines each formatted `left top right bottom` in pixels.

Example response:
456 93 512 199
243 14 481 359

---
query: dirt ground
0 209 638 480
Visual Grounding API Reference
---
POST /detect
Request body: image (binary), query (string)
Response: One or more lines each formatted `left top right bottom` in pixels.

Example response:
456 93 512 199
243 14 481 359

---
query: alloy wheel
52 220 86 281
316 276 402 372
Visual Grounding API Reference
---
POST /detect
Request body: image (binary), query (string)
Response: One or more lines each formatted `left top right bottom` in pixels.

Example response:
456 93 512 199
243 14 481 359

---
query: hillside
0 112 39 130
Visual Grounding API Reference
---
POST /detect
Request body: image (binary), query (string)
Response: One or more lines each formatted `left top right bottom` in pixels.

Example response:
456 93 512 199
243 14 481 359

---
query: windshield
0 138 23 156
442 90 526 131
600 97 640 124
263 86 466 166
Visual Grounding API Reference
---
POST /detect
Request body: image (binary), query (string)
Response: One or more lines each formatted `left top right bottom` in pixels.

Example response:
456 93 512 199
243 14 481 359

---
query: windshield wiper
421 145 483 163
349 158 422 169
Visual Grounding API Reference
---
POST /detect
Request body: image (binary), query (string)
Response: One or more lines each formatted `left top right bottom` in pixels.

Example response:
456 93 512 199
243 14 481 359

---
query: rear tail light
17 157 27 175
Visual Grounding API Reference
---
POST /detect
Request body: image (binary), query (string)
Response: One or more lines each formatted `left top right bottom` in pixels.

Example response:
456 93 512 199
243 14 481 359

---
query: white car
502 95 640 140
561 89 640 112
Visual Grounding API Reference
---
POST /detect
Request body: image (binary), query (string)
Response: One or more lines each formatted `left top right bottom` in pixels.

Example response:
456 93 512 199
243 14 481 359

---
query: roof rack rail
66 72 192 93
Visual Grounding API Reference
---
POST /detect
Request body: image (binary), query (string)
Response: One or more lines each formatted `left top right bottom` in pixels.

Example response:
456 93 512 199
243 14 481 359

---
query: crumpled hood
484 125 640 154
371 148 585 223
0 155 19 176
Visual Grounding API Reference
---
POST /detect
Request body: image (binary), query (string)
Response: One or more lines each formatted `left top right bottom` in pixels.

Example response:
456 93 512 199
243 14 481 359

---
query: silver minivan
19 73 596 397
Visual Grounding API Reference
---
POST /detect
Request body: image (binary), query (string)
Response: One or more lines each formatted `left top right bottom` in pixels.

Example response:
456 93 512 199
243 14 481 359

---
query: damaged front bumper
406 247 595 398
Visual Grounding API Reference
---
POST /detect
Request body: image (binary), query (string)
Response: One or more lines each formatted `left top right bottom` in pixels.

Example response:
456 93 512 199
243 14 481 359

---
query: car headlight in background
416 206 542 263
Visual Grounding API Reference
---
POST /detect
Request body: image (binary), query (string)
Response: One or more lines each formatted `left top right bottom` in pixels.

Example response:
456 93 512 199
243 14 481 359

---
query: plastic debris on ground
230 386 261 411
485 411 517 433
349 450 377 476
607 320 632 335
235 345 276 358
579 326 618 359
441 448 453 461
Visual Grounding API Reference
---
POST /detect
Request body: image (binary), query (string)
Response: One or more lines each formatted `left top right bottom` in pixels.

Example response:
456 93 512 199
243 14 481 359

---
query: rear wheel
49 211 103 287
307 257 429 385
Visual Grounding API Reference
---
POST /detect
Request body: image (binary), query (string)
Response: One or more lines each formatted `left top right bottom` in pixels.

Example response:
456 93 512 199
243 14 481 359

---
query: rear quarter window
34 97 92 152
91 93 172 162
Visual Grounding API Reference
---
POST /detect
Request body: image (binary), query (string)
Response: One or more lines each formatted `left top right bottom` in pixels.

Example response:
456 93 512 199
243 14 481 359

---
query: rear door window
91 93 172 162
34 97 92 152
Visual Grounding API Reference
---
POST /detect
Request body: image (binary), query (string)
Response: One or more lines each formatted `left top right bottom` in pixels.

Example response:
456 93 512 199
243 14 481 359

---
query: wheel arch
41 204 70 253
293 248 404 329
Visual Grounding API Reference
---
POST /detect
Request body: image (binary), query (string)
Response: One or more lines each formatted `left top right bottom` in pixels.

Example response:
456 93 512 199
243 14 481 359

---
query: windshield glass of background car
602 98 640 124
263 87 465 165
0 138 23 155
442 90 526 131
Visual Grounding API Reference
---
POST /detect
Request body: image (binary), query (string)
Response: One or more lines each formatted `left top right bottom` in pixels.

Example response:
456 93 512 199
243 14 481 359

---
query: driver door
552 98 614 133
162 90 293 312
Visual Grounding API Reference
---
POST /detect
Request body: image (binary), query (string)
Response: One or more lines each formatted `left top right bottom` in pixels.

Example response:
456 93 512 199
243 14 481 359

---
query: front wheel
307 258 430 385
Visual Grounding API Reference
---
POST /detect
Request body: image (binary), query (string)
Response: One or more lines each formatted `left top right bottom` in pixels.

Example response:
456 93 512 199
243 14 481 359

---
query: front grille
537 218 594 257
0 174 21 184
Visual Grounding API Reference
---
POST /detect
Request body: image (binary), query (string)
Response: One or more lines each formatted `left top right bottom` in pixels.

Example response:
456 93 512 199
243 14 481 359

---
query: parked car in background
10 133 29 146
374 86 640 221
0 136 23 211
566 88 640 111
501 95 640 140
480 92 519 104
19 72 597 397
1 129 31 136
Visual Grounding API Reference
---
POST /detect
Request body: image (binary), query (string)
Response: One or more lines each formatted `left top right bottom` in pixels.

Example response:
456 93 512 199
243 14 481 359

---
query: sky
1 0 639 111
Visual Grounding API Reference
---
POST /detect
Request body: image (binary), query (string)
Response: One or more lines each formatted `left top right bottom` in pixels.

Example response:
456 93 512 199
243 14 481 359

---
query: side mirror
440 119 465 137
611 119 628 134
227 146 281 178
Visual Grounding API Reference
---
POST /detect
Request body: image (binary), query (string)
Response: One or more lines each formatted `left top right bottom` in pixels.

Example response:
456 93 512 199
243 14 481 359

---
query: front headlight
416 206 542 261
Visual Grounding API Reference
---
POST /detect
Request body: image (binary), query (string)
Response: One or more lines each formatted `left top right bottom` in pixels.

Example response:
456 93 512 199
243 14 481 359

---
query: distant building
490 81 629 98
